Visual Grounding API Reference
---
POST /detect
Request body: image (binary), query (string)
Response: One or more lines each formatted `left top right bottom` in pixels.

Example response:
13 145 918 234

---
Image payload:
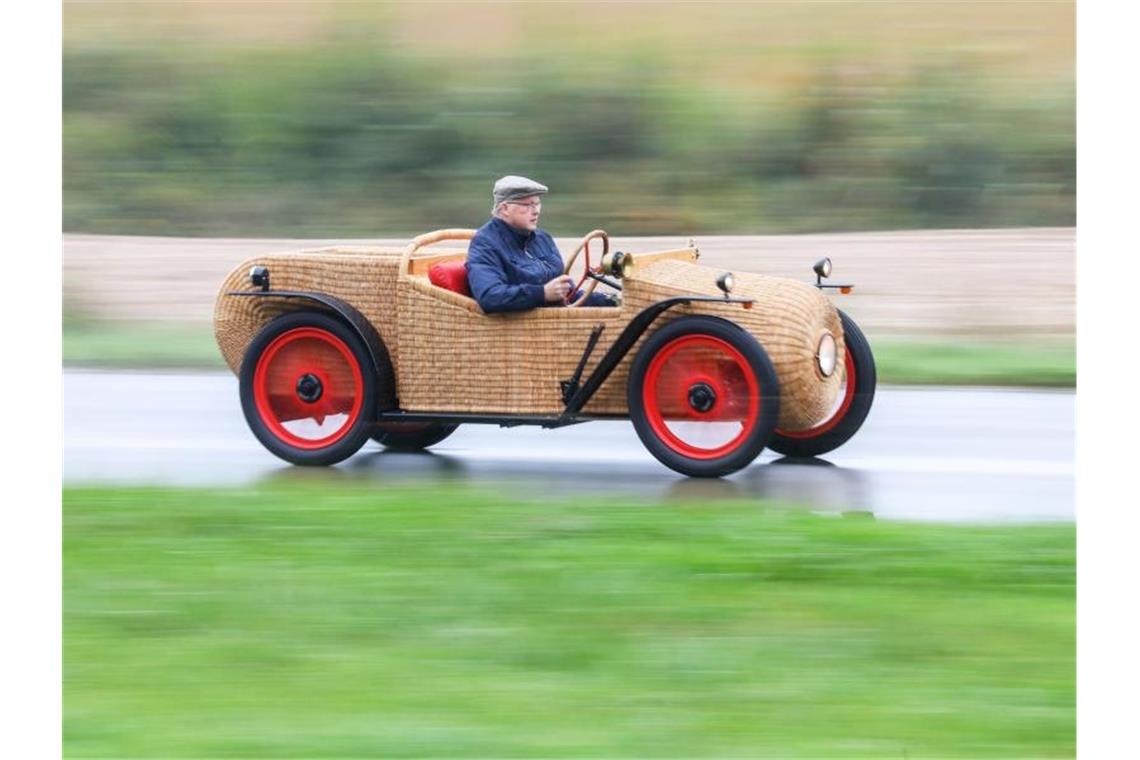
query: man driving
465 175 616 313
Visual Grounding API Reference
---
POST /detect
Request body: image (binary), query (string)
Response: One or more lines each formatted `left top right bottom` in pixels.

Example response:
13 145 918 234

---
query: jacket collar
490 216 535 246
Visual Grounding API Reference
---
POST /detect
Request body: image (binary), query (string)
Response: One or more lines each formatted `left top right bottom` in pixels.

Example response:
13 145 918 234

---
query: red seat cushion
428 260 472 297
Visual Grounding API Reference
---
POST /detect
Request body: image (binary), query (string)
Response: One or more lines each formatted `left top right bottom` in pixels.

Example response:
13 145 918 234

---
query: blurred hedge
64 46 1074 237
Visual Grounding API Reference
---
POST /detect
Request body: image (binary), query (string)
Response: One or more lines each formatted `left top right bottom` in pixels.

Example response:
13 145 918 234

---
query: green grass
64 322 225 370
874 338 1075 387
63 321 1075 387
65 484 1074 758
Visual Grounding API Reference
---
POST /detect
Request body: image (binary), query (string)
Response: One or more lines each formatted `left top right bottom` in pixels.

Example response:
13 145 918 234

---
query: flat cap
492 175 548 208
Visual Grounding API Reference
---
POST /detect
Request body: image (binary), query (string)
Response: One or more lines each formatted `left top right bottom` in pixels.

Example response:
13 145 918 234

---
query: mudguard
226 290 398 411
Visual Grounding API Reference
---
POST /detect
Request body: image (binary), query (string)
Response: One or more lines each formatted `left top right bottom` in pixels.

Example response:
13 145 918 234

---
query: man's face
500 195 542 231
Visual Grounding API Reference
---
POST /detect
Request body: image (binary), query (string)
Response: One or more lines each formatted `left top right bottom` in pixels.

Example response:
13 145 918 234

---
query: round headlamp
817 332 837 377
249 265 270 292
716 272 735 294
601 250 635 279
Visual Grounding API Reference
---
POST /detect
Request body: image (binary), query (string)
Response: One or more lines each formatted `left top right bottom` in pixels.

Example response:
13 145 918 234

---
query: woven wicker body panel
619 260 845 430
213 247 403 374
394 260 841 427
215 246 842 430
395 276 628 413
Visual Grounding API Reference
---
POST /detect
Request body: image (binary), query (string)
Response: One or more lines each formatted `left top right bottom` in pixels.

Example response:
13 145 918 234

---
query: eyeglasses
507 200 542 210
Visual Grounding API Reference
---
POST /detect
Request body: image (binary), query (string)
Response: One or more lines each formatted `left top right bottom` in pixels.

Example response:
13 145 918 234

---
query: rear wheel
768 310 876 457
371 422 458 451
628 316 780 478
240 311 376 466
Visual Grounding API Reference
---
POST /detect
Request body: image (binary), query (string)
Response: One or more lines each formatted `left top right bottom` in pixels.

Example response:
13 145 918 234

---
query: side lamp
716 271 735 297
249 266 270 292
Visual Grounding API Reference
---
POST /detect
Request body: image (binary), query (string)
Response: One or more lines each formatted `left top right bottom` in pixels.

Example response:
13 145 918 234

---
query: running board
375 411 624 429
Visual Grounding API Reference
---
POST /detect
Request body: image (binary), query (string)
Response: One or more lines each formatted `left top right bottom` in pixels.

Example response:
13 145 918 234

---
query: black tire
371 422 459 451
240 311 377 466
628 315 780 478
768 310 876 458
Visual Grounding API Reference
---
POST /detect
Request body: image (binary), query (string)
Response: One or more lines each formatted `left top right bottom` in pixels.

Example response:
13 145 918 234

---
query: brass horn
600 250 635 279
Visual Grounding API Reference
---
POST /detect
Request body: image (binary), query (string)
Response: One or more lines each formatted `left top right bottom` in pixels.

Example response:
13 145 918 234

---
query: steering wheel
563 229 609 307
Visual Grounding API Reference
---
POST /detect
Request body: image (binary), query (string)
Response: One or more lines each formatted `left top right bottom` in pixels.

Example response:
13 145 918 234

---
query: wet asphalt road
63 371 1073 524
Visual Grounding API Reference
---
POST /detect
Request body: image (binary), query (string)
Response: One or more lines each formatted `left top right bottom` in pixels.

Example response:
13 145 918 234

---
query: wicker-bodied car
214 229 875 477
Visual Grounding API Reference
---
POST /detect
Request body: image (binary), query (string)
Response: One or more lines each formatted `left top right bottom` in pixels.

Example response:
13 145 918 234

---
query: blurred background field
65 484 1074 758
64 1 1073 237
61 1 1075 383
62 228 1076 385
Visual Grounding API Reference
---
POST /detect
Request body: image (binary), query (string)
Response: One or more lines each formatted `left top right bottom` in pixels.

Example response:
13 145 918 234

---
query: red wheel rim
776 350 856 439
253 327 364 450
642 335 760 460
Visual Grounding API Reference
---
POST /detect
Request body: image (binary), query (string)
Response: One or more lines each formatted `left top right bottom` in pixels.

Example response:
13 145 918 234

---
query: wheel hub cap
296 373 323 403
688 382 717 413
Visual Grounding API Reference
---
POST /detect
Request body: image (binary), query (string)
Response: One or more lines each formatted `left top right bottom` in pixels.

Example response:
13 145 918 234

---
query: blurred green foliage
64 43 1074 236
66 484 1073 757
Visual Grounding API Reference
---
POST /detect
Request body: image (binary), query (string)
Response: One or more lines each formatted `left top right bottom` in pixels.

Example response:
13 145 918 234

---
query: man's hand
543 275 575 303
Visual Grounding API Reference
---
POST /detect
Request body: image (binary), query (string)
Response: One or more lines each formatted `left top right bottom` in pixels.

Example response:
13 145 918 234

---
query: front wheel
628 316 780 478
768 310 876 457
240 311 377 466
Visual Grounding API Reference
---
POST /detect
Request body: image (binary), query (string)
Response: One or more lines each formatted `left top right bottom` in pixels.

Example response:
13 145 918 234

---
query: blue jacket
466 217 613 313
